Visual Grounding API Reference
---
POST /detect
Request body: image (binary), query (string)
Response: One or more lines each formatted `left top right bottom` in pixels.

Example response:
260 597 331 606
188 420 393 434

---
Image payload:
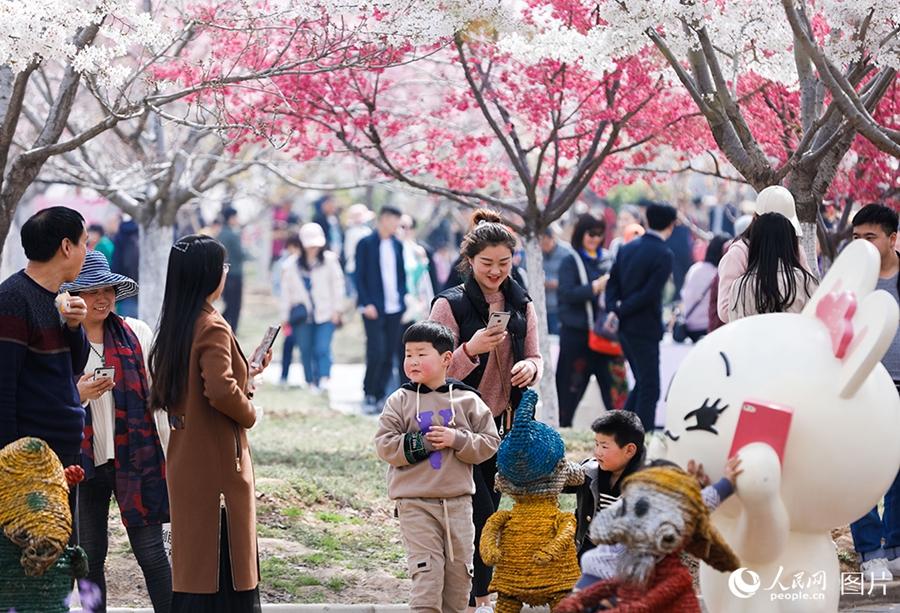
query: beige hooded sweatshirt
375 379 500 499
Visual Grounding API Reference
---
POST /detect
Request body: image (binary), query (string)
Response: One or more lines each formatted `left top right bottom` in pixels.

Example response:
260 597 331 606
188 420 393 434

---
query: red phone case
728 398 793 465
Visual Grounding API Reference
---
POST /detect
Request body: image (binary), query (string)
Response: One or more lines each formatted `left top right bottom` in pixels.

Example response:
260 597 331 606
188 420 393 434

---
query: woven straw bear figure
556 466 740 613
479 390 585 613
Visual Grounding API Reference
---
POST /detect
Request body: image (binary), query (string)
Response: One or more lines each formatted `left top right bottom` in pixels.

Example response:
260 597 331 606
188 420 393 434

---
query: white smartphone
94 366 115 381
251 324 281 368
487 311 511 331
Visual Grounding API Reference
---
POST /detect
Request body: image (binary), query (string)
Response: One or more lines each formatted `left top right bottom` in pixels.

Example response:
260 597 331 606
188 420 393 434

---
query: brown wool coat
166 303 259 593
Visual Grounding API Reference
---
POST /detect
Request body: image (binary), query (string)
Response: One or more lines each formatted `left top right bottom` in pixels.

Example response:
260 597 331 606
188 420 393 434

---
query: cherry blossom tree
500 0 899 269
1 0 489 272
782 0 900 160
41 115 255 324
198 2 701 424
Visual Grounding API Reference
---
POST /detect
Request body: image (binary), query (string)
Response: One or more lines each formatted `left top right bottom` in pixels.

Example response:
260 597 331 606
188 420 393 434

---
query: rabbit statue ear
802 240 900 399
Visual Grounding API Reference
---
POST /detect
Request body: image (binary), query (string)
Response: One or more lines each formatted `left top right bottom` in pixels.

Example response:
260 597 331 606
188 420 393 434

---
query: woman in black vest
430 209 543 613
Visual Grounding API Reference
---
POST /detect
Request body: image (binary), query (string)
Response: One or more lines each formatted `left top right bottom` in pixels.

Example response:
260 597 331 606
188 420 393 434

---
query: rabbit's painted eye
684 398 728 435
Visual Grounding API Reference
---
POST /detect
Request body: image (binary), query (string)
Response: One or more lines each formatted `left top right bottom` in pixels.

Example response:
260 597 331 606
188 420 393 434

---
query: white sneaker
308 384 322 395
473 606 493 613
861 557 894 582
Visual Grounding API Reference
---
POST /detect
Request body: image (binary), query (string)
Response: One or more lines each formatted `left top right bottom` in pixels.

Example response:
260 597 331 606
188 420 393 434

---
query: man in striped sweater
0 206 90 468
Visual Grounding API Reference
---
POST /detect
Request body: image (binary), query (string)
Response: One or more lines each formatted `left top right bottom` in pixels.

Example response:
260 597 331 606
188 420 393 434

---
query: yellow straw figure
479 390 585 613
0 437 88 613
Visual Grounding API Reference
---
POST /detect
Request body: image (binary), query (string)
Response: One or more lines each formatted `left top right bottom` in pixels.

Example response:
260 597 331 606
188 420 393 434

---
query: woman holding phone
555 213 627 427
149 234 271 613
429 209 542 613
62 249 171 613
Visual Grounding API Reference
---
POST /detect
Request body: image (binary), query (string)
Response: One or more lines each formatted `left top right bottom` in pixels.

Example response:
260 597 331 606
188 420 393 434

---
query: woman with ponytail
429 209 543 613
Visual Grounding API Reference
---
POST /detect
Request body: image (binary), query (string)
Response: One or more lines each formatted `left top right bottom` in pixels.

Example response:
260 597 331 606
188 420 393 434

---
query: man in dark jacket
604 202 676 431
355 206 406 413
112 217 140 317
217 208 248 332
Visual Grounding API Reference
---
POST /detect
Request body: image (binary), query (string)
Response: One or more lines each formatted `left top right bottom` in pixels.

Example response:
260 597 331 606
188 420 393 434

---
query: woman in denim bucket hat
60 249 171 613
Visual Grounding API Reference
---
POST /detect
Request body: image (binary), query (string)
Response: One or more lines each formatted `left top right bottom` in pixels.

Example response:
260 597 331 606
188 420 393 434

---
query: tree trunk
0 205 12 274
799 222 817 279
788 170 821 280
138 217 173 329
522 234 559 428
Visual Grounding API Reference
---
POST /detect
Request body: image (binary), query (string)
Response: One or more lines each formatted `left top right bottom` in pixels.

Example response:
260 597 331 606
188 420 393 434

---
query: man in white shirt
355 206 407 413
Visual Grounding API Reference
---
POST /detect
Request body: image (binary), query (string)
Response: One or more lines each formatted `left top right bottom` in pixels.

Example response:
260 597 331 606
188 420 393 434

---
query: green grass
247 364 606 597
227 278 599 603
260 557 322 596
248 374 405 601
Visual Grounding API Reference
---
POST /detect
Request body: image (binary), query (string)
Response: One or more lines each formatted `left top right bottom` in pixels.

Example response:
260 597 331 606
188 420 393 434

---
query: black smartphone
251 324 281 368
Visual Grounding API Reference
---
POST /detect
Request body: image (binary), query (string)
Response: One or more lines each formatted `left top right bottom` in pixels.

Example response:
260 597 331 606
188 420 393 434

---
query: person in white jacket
278 223 345 393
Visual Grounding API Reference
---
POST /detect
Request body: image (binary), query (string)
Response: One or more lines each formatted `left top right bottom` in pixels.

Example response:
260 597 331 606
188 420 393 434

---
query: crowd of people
0 207 274 612
1 186 897 612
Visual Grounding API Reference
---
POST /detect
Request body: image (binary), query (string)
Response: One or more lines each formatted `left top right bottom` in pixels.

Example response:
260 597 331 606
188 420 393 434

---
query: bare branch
782 0 900 157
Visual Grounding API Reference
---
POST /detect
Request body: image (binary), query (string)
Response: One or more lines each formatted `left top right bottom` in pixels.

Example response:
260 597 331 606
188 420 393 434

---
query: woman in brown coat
149 234 271 613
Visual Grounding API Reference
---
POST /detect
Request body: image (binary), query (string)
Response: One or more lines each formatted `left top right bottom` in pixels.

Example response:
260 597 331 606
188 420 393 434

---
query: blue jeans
295 321 336 384
546 311 559 335
78 462 172 613
617 332 660 432
850 463 900 561
281 331 296 382
363 312 403 400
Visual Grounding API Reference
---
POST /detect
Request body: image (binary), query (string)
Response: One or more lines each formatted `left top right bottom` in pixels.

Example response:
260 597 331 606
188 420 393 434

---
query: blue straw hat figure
480 390 585 612
496 390 566 487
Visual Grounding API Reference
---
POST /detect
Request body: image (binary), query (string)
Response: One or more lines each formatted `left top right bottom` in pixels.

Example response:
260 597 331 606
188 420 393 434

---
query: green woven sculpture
0 437 88 613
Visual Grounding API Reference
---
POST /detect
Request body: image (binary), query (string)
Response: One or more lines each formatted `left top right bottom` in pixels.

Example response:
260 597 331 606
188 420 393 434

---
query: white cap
754 186 802 237
299 223 327 248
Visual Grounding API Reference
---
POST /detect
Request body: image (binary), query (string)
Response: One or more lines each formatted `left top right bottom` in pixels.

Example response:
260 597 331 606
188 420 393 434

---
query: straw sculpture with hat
0 437 88 613
555 465 740 613
479 390 585 613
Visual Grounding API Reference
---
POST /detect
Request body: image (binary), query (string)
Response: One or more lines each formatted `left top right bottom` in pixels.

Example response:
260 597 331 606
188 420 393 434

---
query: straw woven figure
0 437 88 613
479 390 585 613
555 466 739 613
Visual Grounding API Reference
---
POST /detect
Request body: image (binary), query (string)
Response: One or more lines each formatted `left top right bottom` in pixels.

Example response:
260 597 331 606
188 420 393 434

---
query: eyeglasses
223 263 231 273
587 229 605 238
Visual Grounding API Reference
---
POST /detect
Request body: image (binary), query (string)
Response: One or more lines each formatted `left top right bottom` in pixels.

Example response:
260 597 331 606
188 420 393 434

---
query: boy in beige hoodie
375 320 500 613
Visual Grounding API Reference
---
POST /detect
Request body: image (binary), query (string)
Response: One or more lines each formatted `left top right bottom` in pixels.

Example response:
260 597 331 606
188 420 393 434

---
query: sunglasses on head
587 229 604 238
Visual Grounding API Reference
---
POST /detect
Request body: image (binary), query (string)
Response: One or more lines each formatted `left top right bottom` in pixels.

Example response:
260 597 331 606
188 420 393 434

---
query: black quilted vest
434 277 531 412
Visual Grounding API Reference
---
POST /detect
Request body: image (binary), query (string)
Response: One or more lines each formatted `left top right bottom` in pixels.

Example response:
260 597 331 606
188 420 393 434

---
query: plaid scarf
81 314 169 527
